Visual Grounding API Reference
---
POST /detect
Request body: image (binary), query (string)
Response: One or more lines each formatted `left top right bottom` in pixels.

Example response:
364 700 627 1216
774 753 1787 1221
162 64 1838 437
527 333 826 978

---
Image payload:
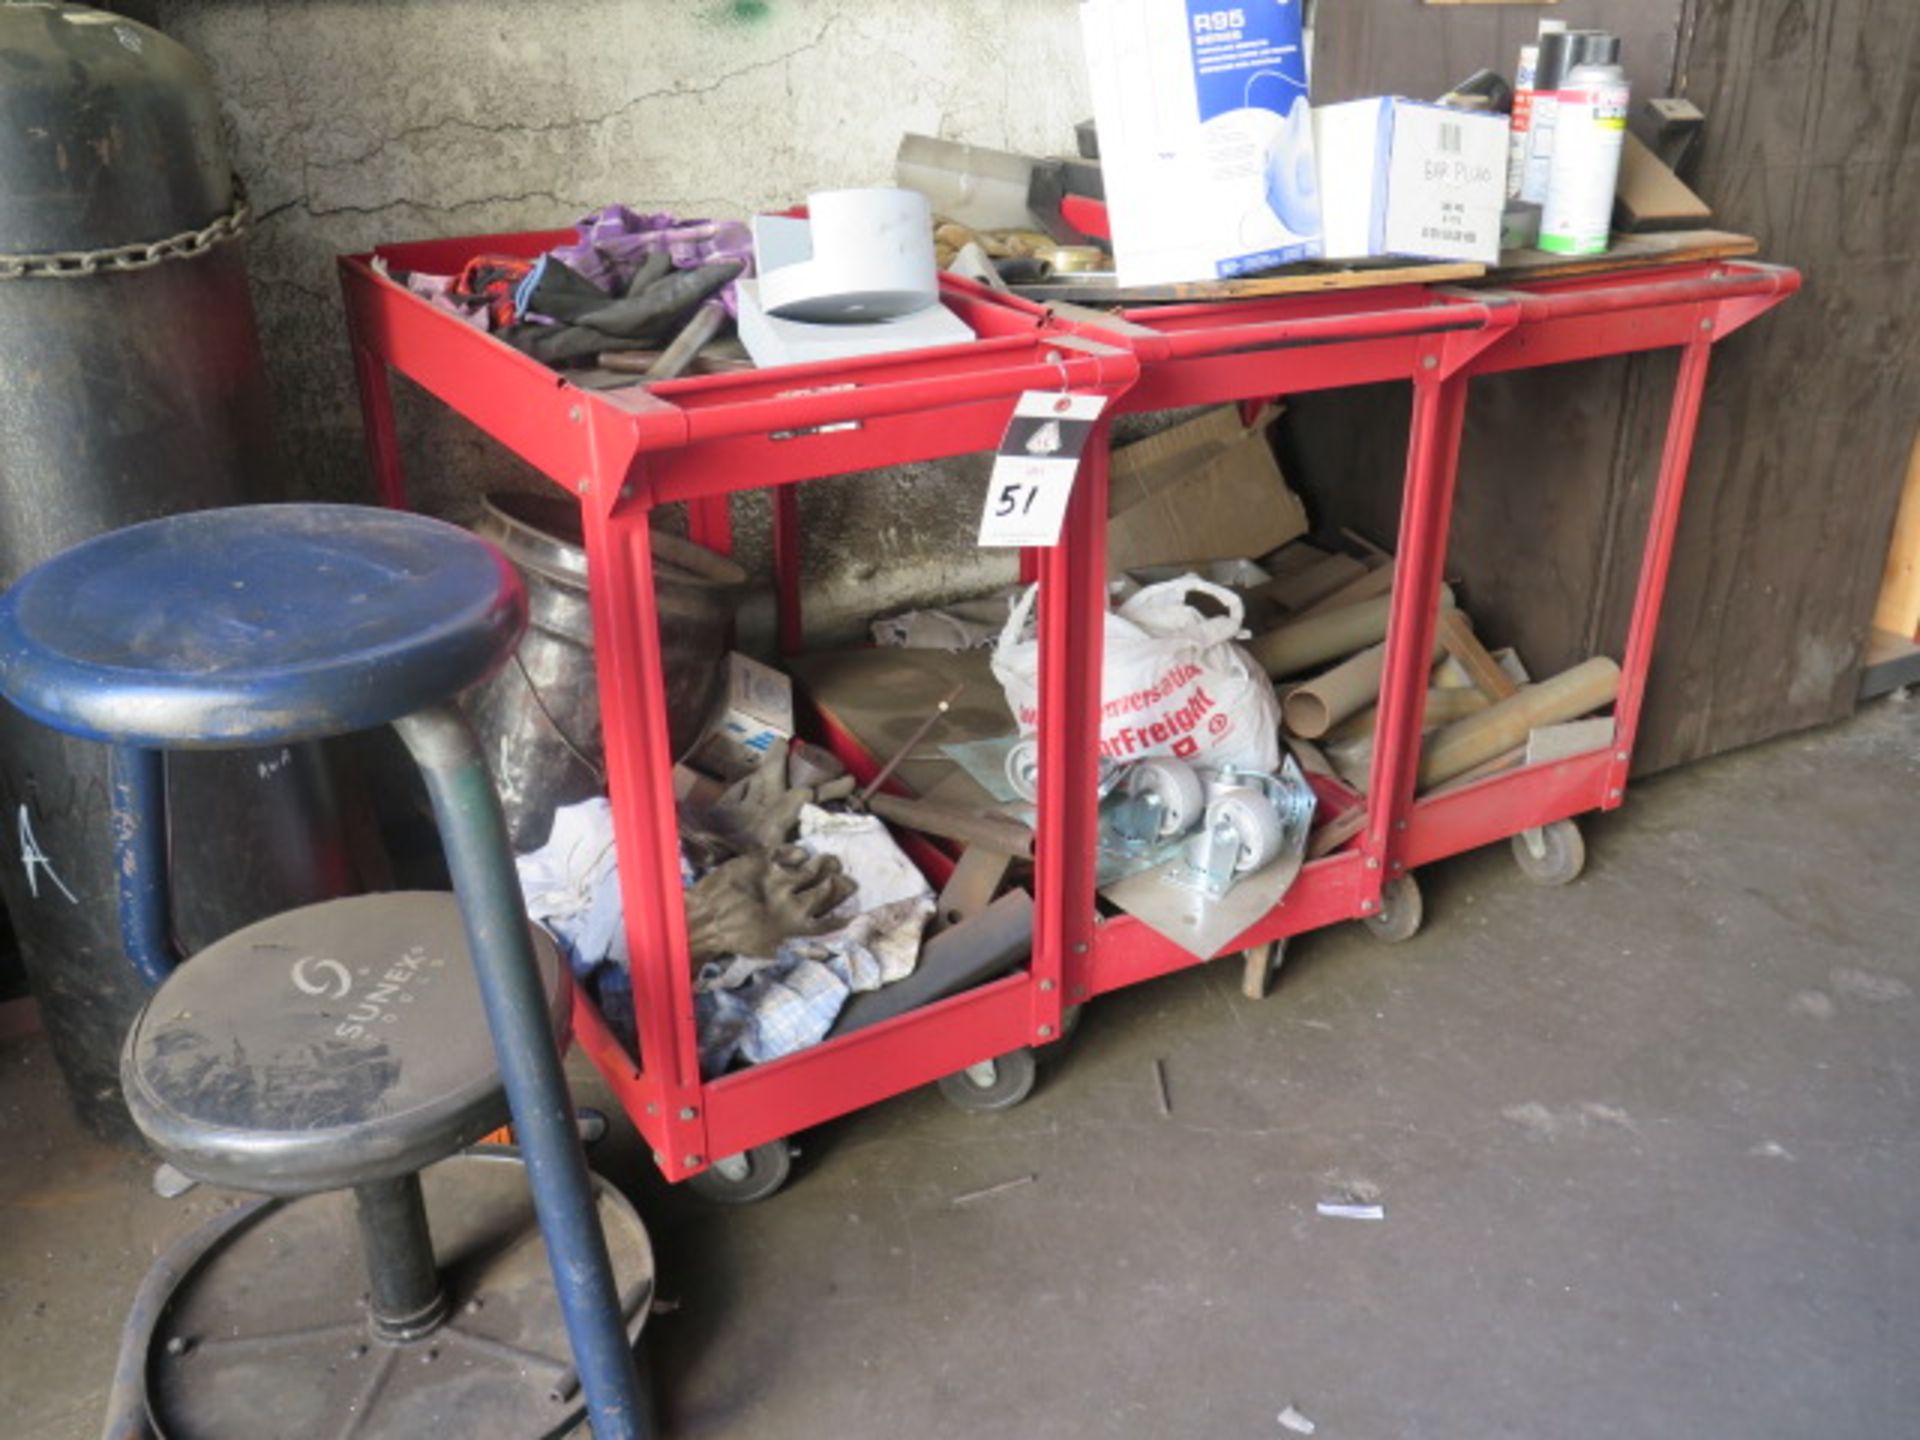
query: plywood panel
1307 0 1685 107
1591 0 1920 768
1285 0 1920 773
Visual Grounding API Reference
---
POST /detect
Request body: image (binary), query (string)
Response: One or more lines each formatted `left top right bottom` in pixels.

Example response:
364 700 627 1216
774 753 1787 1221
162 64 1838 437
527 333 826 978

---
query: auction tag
976 391 1109 548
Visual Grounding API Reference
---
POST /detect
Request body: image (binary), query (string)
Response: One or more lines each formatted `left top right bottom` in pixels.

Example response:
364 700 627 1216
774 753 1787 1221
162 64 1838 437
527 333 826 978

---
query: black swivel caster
685 1140 795 1205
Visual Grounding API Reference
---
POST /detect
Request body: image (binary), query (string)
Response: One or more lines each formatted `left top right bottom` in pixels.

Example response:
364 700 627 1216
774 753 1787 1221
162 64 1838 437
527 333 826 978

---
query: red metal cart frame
340 236 1795 1184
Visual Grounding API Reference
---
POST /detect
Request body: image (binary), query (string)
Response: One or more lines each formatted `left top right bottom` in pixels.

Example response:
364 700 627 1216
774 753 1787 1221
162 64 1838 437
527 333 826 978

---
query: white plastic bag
990 575 1281 772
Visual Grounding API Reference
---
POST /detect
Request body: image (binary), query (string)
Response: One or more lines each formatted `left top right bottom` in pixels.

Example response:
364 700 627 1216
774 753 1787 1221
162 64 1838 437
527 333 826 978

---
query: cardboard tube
1283 637 1446 738
1417 657 1621 791
1252 584 1455 678
1298 558 1397 618
1324 685 1490 744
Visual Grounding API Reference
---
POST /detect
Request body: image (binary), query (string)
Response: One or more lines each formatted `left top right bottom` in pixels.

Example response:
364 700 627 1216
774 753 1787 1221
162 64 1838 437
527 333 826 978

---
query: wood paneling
1284 0 1920 771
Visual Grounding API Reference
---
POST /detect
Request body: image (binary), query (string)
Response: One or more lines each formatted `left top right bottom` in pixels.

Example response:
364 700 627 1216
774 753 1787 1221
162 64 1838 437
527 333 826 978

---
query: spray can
1505 19 1565 200
1518 28 1576 204
1540 36 1629 255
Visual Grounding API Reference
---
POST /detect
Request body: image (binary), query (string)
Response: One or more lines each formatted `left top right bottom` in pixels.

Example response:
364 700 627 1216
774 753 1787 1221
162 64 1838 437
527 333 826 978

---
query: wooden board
1871 430 1920 639
1485 229 1758 283
1436 609 1519 701
1284 0 1920 775
1010 258 1483 306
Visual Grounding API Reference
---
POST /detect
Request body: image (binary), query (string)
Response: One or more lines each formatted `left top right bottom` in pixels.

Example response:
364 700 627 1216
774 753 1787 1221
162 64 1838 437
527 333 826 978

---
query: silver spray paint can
1505 18 1565 200
1518 28 1576 205
1541 36 1630 255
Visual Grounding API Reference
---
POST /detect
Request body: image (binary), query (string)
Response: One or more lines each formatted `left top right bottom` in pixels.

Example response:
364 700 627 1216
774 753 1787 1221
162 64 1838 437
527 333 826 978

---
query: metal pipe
109 745 175 987
1155 304 1496 361
353 1175 448 1342
680 348 1132 445
858 682 964 803
393 703 647 1440
1508 264 1791 322
1609 336 1714 787
1364 373 1471 871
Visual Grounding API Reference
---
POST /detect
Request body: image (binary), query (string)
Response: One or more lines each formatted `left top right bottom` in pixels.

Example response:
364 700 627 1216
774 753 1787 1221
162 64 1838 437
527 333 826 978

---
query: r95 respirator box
1080 0 1321 286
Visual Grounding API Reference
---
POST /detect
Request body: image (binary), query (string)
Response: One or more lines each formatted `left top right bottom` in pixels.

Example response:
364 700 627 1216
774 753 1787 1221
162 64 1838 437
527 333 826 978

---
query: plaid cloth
695 952 850 1076
693 895 935 1076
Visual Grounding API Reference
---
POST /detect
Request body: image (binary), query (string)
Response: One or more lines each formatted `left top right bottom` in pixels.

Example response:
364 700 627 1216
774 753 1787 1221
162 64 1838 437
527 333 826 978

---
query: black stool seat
0 504 526 747
123 893 567 1194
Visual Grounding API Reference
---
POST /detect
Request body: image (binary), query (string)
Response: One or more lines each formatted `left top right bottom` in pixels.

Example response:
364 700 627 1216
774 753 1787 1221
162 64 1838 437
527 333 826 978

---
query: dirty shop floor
4 694 1917 1439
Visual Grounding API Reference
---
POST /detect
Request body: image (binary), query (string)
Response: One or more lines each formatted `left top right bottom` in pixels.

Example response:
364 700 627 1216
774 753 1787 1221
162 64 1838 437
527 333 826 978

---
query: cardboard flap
1108 404 1305 573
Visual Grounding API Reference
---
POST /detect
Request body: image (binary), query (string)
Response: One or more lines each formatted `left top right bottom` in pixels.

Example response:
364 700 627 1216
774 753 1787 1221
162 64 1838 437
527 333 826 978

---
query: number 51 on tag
977 391 1109 548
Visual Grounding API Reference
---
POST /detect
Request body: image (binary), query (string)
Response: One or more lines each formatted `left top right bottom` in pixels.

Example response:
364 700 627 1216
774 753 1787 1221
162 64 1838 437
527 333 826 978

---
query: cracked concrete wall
150 0 1090 643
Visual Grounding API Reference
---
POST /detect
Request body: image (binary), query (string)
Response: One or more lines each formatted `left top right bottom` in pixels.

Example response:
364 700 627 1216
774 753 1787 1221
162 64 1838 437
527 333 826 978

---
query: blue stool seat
0 504 526 747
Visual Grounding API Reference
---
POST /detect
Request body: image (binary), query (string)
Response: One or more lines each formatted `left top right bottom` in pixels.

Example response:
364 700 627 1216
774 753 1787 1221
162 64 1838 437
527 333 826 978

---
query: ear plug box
1313 98 1509 265
1080 0 1322 286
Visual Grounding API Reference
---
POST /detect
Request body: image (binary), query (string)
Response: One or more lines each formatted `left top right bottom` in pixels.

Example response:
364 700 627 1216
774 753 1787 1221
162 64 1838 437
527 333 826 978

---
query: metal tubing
686 494 732 556
1152 301 1496 362
1608 335 1714 789
679 350 1129 445
347 340 409 510
108 745 175 987
1505 265 1791 323
1035 422 1111 1010
772 485 803 655
353 1175 447 1341
392 703 646 1439
1364 370 1471 874
581 498 705 1110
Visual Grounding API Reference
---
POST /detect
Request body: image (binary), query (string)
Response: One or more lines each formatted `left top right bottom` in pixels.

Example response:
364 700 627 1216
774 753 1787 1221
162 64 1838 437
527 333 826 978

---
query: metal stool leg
393 704 646 1440
108 745 176 986
353 1175 448 1342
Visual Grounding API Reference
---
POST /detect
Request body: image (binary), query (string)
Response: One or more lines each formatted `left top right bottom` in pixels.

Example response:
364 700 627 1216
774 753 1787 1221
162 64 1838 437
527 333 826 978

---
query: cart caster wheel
938 1047 1038 1113
1512 819 1586 886
1362 874 1423 944
686 1140 793 1205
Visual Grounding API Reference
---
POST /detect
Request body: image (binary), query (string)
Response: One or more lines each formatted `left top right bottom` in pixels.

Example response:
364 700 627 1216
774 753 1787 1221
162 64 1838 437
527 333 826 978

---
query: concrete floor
4 694 1917 1439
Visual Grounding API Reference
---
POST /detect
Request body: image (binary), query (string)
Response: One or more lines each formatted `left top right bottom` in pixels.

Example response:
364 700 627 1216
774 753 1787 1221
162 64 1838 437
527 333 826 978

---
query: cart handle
667 337 1137 446
1469 261 1801 323
1084 296 1511 363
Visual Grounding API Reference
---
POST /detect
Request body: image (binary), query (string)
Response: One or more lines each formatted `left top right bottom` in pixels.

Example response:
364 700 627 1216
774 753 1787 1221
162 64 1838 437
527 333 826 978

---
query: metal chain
0 184 252 281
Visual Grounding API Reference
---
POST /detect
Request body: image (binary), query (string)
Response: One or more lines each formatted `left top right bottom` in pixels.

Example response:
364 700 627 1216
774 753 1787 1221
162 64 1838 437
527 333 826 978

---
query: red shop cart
340 234 1795 1200
1039 259 1800 1003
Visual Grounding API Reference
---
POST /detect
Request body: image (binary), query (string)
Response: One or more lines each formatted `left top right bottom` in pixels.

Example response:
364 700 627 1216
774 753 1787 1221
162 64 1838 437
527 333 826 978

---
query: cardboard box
1613 131 1712 232
1107 404 1307 574
683 653 794 782
1080 0 1321 286
1313 99 1508 264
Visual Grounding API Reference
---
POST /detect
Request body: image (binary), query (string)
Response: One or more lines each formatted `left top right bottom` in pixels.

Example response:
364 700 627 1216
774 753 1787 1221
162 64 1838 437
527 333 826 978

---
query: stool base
108 1152 653 1440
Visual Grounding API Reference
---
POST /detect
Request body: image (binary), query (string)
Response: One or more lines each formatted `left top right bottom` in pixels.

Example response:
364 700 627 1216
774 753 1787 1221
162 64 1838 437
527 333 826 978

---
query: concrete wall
151 0 1092 642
